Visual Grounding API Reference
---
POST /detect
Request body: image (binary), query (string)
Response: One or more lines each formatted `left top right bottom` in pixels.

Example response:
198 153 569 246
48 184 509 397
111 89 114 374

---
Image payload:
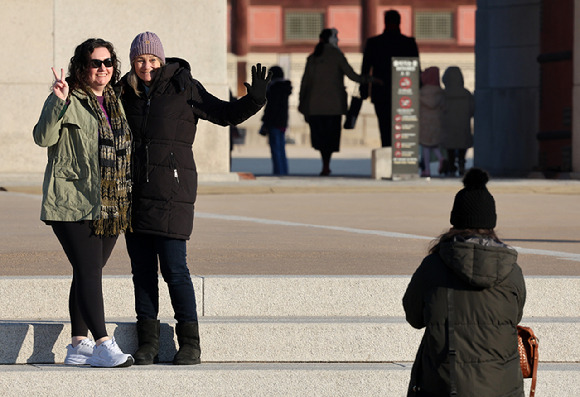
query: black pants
51 221 117 339
373 100 392 147
125 232 198 323
447 148 468 174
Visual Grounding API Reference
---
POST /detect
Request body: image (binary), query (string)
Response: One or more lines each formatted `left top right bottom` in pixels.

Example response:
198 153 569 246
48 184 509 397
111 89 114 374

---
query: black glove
244 63 272 104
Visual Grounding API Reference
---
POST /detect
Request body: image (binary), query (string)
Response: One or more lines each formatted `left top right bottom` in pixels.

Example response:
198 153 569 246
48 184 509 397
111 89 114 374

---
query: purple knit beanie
130 32 165 64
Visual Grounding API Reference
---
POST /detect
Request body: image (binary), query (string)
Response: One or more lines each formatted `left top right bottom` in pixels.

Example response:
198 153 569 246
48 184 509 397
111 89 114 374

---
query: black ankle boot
173 322 201 365
134 319 160 365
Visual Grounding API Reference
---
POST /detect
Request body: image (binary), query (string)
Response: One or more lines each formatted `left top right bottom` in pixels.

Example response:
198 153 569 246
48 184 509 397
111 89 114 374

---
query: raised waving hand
244 63 272 104
51 67 69 101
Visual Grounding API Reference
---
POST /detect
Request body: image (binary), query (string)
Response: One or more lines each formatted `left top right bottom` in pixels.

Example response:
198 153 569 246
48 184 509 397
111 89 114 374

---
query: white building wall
0 0 230 176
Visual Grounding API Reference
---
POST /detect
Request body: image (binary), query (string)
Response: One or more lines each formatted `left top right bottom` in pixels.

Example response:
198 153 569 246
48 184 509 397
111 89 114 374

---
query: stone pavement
1 166 579 277
3 150 579 296
1 150 579 396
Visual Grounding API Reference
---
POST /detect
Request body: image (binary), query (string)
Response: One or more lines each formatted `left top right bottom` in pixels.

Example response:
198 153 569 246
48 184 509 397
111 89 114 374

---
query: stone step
1 275 578 319
0 362 574 397
2 317 577 364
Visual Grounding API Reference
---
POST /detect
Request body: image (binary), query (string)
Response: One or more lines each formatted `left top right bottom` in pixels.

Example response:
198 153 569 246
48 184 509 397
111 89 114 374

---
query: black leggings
51 221 117 339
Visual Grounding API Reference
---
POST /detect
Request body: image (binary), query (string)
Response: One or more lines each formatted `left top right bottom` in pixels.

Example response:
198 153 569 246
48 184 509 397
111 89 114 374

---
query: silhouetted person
419 66 445 177
361 10 419 147
441 66 474 177
299 28 372 176
261 66 292 175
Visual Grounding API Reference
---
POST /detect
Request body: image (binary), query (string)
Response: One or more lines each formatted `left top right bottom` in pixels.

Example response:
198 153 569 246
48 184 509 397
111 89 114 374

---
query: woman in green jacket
33 38 133 368
403 168 526 396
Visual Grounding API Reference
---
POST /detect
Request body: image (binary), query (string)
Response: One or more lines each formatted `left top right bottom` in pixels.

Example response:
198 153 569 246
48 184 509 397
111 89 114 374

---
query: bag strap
447 288 458 396
529 334 539 397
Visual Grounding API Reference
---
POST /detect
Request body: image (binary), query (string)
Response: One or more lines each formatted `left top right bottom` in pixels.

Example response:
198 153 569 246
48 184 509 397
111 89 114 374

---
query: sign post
391 57 420 179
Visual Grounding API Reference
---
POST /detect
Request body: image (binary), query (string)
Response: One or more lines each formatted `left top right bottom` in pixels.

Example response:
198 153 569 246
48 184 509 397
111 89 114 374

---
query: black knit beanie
450 168 497 229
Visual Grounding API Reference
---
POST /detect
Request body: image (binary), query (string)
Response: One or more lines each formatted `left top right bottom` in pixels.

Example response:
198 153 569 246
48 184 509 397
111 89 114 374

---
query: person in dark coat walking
403 168 526 397
261 65 292 175
299 28 371 176
119 32 271 366
361 10 419 147
441 66 475 177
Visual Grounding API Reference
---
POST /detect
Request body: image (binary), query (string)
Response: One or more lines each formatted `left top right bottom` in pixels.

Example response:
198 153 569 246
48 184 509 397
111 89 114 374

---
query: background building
1 1 578 178
228 0 579 178
227 0 477 150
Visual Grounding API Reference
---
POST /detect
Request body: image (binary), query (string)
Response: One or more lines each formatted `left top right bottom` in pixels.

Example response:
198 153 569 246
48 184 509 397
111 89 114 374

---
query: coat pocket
53 157 87 181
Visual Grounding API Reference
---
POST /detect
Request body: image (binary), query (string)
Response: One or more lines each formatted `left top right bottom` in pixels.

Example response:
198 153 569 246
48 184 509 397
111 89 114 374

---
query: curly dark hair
66 38 121 93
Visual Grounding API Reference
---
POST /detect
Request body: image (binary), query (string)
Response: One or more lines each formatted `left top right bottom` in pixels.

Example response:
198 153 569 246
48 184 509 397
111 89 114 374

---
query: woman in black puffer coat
119 32 270 366
403 168 526 397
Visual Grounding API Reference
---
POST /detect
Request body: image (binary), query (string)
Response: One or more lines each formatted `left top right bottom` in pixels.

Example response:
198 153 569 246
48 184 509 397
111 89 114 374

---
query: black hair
67 38 121 93
270 66 284 79
429 228 501 254
312 28 334 57
384 10 401 27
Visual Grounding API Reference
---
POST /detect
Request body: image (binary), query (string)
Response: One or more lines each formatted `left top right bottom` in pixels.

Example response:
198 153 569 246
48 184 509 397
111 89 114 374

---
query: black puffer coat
403 236 526 397
120 58 263 239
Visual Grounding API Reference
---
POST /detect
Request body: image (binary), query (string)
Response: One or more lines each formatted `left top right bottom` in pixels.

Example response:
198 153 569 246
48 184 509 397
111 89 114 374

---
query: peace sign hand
51 67 69 101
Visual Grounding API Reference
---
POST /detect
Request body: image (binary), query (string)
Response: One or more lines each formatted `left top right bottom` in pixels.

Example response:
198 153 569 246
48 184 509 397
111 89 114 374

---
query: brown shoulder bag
517 325 539 397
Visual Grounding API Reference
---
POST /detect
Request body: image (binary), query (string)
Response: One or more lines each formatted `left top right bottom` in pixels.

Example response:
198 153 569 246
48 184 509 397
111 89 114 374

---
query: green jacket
33 91 108 222
403 236 526 397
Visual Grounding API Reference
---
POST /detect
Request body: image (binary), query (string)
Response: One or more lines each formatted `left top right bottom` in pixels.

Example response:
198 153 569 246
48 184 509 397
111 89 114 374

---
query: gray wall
1 0 230 176
474 0 541 176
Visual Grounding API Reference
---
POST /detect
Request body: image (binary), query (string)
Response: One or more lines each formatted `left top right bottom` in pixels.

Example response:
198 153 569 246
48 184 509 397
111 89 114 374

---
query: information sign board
391 57 420 178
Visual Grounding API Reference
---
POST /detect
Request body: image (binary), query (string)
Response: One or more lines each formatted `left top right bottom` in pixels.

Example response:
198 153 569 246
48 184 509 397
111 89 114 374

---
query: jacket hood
165 57 191 71
442 66 465 90
438 237 518 288
269 79 292 95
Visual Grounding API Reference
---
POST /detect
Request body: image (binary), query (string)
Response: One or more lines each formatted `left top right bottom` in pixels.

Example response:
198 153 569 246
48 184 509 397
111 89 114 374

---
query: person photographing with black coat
403 168 526 396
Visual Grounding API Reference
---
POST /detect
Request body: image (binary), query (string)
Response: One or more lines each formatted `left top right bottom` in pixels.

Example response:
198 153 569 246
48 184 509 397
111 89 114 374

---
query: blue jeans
125 232 198 322
268 127 288 175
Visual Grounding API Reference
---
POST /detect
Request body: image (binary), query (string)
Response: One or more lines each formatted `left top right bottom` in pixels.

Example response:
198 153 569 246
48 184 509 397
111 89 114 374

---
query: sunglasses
89 58 114 69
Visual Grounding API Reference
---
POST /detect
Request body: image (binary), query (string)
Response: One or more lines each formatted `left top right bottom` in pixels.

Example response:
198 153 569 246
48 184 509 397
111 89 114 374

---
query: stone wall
1 0 230 175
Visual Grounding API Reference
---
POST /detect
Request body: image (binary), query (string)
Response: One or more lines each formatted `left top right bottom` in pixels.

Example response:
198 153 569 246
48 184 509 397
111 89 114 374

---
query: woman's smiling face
87 47 113 95
134 54 161 86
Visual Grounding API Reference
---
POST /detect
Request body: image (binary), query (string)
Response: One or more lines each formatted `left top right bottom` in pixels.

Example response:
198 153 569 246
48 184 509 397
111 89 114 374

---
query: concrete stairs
1 275 578 396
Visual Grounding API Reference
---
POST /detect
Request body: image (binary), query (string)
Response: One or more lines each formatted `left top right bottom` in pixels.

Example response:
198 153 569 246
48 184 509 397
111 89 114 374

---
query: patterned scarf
85 85 132 236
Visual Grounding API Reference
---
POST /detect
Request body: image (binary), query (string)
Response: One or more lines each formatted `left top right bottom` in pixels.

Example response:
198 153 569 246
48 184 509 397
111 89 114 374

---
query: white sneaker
87 338 134 368
64 338 95 365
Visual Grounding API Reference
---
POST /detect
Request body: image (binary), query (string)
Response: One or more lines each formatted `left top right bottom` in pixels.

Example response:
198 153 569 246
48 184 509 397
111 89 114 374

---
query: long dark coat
361 29 419 104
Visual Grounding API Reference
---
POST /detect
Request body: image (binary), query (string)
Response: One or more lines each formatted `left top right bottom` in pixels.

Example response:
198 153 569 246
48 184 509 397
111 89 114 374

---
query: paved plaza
2 146 579 277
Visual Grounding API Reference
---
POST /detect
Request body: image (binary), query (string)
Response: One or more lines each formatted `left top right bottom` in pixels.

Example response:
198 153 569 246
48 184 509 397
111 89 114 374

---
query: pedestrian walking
441 66 475 177
299 28 372 176
419 66 445 177
261 65 292 175
361 10 419 147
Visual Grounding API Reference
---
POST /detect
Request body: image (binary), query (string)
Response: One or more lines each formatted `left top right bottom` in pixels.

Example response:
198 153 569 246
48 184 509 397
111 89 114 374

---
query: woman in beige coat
299 28 371 176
